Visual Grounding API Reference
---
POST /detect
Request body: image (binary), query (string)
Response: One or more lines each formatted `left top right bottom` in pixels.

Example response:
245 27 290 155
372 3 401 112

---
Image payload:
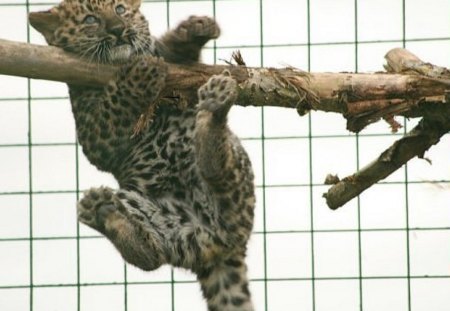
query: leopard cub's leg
198 256 254 311
71 55 167 171
77 187 166 271
194 71 242 191
115 55 167 104
116 55 168 136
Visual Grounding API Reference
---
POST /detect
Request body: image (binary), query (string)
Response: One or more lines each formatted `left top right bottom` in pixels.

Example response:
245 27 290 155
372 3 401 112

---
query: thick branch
1 38 449 123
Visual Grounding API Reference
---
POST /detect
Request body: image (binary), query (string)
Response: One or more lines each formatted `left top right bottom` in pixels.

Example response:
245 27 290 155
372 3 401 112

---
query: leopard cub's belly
116 107 199 197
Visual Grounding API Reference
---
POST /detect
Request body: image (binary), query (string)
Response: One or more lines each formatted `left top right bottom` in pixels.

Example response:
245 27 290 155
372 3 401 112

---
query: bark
1 38 449 209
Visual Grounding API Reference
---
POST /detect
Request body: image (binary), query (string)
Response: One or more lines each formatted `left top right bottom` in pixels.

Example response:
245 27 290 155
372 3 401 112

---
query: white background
0 0 449 310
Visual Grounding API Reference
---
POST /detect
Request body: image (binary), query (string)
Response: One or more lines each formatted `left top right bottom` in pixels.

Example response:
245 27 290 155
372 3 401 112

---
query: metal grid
0 0 450 310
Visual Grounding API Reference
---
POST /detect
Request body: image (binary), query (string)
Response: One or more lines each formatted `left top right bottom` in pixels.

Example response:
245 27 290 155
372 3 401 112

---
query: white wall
0 0 449 310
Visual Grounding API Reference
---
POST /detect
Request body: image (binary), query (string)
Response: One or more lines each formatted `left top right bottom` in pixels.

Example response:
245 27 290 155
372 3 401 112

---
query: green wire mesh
0 0 450 310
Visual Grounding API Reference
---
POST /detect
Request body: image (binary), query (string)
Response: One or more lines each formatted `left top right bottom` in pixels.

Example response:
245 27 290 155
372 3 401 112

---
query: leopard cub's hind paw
77 187 118 234
197 70 237 119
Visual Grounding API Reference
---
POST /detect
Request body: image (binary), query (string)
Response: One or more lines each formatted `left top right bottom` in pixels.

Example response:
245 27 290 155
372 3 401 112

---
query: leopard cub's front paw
78 187 117 234
197 70 237 119
176 16 220 43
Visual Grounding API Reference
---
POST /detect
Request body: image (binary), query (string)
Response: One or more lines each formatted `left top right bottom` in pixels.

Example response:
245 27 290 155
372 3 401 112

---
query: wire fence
0 0 450 310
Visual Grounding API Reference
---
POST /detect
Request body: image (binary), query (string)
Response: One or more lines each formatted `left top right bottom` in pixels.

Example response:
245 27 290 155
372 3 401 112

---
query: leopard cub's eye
83 15 98 25
115 5 126 15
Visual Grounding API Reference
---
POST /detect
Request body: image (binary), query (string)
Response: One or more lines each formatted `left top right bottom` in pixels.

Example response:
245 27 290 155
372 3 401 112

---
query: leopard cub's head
29 0 154 64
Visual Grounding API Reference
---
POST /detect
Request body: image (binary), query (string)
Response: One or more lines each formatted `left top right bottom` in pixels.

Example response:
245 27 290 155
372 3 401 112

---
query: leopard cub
30 0 255 310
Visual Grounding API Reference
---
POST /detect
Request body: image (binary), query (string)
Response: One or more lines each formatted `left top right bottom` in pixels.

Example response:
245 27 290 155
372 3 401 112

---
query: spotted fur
30 1 255 310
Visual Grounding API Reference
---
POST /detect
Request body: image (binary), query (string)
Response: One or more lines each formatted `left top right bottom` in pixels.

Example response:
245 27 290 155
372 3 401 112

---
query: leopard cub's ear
127 0 142 9
29 8 60 43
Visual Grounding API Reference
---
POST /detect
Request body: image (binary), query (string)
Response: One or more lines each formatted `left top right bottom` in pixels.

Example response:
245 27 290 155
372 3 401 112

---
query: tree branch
1 38 449 209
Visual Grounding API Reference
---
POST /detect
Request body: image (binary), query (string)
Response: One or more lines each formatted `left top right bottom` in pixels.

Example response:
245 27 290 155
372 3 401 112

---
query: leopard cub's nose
109 25 125 39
